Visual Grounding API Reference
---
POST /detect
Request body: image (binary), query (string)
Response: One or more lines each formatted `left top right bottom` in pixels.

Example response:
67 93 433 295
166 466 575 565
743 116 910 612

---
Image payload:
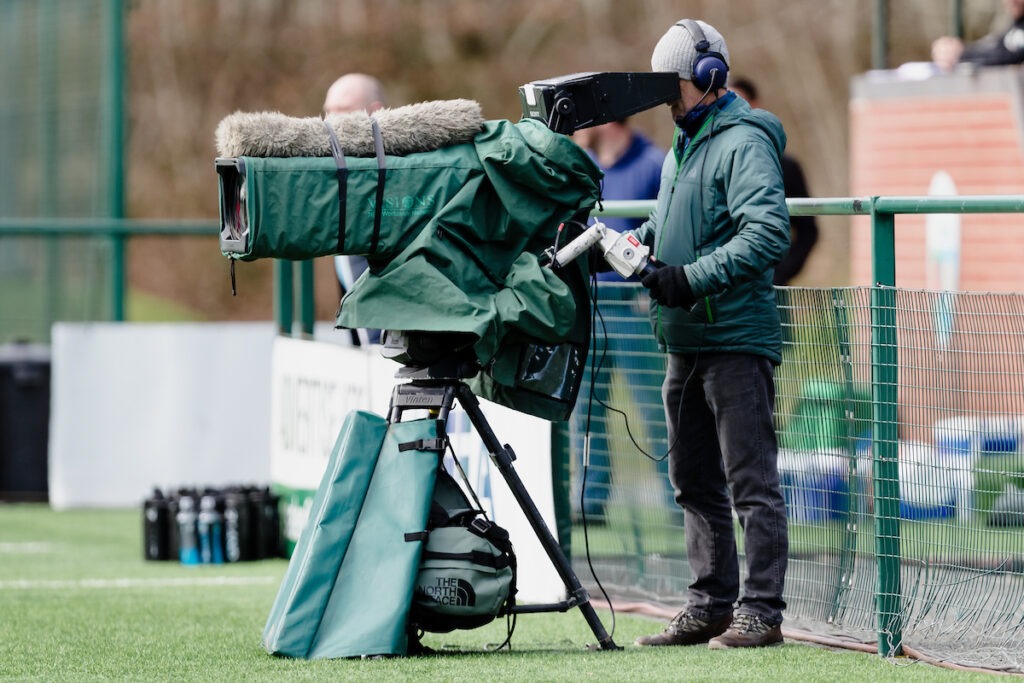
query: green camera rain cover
218 115 602 420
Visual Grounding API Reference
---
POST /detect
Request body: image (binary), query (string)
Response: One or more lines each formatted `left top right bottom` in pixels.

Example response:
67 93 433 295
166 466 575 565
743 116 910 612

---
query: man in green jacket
631 19 791 650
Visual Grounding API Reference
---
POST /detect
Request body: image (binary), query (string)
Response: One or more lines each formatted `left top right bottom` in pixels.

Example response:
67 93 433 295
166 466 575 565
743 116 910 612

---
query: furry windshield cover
215 99 485 159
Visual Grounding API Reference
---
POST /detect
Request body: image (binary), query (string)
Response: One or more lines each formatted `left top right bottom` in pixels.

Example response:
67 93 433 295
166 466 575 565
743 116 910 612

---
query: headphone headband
678 19 710 53
673 19 728 92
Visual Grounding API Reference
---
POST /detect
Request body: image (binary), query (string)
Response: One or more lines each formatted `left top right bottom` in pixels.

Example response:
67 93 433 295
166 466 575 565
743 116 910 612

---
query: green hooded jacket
633 95 790 364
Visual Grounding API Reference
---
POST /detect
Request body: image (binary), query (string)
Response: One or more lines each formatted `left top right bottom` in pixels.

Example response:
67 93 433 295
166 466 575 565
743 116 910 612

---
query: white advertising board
49 322 276 509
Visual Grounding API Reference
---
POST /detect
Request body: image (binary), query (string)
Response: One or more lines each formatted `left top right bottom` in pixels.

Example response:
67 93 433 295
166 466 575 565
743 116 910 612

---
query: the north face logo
418 577 476 607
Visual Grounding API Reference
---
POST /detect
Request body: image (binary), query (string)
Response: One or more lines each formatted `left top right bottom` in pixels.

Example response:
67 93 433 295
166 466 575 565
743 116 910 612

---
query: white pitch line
0 576 278 590
0 542 56 554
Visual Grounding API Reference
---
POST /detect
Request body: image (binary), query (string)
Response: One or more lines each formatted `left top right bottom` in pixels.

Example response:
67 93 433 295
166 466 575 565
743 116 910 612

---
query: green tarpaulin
220 117 602 420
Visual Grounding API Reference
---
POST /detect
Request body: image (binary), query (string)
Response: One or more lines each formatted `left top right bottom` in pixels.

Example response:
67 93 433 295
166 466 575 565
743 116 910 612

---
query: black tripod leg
455 384 620 650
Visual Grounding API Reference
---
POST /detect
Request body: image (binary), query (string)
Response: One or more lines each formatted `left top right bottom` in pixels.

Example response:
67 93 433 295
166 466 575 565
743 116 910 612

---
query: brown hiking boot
634 610 732 647
707 613 784 649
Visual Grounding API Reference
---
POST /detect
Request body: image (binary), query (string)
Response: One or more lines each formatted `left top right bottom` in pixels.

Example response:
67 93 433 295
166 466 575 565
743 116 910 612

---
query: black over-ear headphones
677 19 729 92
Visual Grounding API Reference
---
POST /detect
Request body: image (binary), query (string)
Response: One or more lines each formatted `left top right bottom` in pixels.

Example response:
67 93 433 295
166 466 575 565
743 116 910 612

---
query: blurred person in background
323 73 387 346
569 119 668 525
730 77 818 288
932 0 1024 72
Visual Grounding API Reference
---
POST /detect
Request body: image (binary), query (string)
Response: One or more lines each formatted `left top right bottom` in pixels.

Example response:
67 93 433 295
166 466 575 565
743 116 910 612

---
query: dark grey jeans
662 352 788 625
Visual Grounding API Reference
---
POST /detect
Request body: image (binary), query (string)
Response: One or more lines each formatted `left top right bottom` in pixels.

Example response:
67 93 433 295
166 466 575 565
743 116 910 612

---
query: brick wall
849 72 1024 292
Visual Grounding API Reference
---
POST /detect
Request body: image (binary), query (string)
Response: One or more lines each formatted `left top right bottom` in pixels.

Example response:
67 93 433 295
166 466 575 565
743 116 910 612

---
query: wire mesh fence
556 283 1024 672
0 0 117 343
1 0 113 218
0 235 114 342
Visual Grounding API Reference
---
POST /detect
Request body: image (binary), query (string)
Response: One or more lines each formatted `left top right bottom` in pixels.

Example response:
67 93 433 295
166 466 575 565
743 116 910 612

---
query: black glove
587 245 614 274
641 265 696 309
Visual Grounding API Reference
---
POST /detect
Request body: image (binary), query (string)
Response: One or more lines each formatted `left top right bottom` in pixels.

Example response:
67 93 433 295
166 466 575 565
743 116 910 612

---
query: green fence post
950 0 964 40
873 0 889 70
869 198 902 656
298 259 315 338
38 0 60 335
275 260 294 336
110 232 126 321
106 0 126 320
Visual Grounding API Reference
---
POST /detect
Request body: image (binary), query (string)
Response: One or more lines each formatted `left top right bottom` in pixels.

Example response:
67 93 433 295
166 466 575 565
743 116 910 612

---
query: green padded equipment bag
262 411 441 659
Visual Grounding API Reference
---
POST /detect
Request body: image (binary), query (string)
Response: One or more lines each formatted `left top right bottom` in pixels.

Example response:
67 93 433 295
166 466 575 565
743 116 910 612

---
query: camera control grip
638 257 664 279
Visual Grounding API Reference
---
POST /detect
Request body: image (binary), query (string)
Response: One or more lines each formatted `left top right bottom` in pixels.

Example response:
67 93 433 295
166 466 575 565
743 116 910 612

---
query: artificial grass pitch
0 504 989 682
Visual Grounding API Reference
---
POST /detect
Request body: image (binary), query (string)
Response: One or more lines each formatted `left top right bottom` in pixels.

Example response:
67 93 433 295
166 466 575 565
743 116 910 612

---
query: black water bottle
197 493 225 564
263 486 282 559
142 488 172 561
176 493 200 565
223 489 253 562
250 486 281 559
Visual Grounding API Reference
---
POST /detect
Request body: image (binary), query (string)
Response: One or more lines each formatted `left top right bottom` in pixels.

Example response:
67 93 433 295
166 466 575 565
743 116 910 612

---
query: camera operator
628 19 790 649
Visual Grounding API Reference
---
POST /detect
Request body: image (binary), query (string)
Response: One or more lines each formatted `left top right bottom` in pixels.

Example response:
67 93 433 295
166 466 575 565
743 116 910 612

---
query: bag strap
467 516 512 551
420 548 513 570
369 116 386 255
321 119 348 255
399 438 446 452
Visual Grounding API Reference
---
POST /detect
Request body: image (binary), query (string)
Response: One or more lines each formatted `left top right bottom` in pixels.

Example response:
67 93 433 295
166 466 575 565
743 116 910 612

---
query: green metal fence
0 0 127 340
570 282 1024 671
575 195 1024 669
0 0 124 221
0 219 215 341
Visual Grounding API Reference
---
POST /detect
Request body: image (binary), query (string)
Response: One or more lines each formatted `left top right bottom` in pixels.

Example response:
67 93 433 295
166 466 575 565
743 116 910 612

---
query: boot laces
668 611 709 634
731 613 770 634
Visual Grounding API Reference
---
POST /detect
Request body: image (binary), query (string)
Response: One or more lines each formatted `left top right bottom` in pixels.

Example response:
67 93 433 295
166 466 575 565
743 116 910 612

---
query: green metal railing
0 218 215 329
0 217 314 338
3 194 1024 656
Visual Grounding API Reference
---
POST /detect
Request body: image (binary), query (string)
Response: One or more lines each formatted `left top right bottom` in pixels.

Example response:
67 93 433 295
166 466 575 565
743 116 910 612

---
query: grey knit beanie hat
651 19 730 80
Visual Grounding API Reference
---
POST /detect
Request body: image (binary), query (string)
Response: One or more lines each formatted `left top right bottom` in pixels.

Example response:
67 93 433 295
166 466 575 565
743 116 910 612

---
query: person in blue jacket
630 18 791 650
569 119 668 525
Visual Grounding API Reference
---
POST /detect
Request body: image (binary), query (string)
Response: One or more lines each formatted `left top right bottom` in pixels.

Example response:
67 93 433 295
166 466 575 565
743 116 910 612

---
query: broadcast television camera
214 73 678 420
220 73 686 658
218 73 678 255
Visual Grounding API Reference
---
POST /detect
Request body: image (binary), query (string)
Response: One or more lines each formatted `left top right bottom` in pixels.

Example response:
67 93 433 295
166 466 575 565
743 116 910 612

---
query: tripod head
381 330 482 381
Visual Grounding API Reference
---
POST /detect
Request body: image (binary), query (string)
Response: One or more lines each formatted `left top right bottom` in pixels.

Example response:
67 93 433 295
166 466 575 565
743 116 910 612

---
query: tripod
386 357 620 651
